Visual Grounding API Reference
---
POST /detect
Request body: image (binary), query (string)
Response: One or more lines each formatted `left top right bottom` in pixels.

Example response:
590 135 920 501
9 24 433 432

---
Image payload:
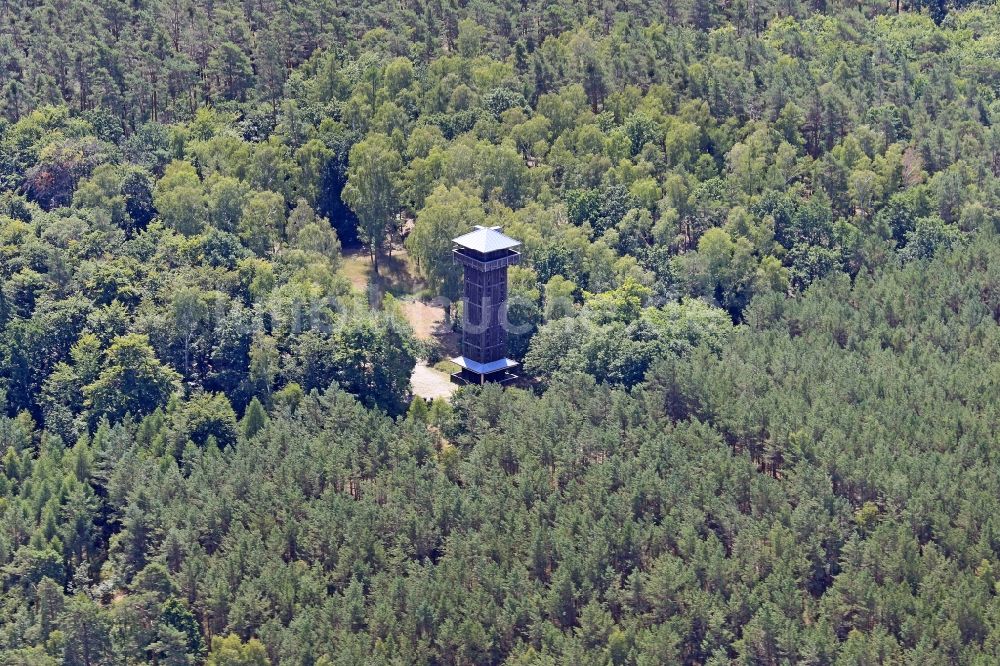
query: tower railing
452 248 521 271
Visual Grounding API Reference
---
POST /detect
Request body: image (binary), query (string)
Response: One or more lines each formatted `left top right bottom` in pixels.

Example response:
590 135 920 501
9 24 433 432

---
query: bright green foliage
526 294 733 387
83 334 180 423
406 185 485 315
154 162 208 236
406 396 429 424
543 275 577 321
0 0 998 663
584 277 651 324
239 190 286 256
207 634 270 666
342 133 401 273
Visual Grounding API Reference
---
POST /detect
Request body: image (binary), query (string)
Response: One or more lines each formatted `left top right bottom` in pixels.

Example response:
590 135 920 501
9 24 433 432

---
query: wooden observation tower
450 226 521 385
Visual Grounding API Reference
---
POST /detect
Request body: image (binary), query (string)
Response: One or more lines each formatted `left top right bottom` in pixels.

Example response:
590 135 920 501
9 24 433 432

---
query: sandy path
411 361 457 400
340 246 459 400
404 303 460 401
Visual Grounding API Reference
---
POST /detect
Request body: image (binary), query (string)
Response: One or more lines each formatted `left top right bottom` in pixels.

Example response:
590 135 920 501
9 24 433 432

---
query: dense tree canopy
3 236 1000 663
1 0 1000 663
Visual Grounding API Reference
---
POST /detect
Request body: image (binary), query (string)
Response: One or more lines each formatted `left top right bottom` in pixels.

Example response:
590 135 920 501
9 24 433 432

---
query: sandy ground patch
403 302 460 401
341 245 461 400
340 245 423 296
398 300 452 340
411 361 457 400
340 248 372 293
399 299 440 340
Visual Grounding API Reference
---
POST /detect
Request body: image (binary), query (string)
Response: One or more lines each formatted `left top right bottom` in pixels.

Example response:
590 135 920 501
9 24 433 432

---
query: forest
1 0 1000 663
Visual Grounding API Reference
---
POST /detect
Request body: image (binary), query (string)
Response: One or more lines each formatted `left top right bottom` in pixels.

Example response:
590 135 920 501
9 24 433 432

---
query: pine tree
242 397 268 439
406 397 429 424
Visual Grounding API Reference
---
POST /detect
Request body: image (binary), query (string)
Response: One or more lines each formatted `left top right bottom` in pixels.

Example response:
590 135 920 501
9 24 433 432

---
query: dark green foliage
566 186 636 236
0 0 998 662
481 88 528 119
174 393 239 449
161 597 205 660
121 170 156 231
60 595 112 665
5 235 1000 661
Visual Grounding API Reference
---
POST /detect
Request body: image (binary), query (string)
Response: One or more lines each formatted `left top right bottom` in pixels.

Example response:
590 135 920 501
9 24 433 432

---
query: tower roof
452 226 521 254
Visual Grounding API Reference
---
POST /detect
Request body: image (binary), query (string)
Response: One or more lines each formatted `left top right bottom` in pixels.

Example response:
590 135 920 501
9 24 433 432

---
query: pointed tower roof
452 226 521 254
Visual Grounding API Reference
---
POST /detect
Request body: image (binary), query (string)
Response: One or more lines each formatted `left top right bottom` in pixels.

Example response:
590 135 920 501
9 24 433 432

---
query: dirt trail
411 361 457 400
403 302 459 400
340 245 460 400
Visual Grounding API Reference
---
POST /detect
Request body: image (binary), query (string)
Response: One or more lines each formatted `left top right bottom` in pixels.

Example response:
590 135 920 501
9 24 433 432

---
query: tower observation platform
450 226 521 385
